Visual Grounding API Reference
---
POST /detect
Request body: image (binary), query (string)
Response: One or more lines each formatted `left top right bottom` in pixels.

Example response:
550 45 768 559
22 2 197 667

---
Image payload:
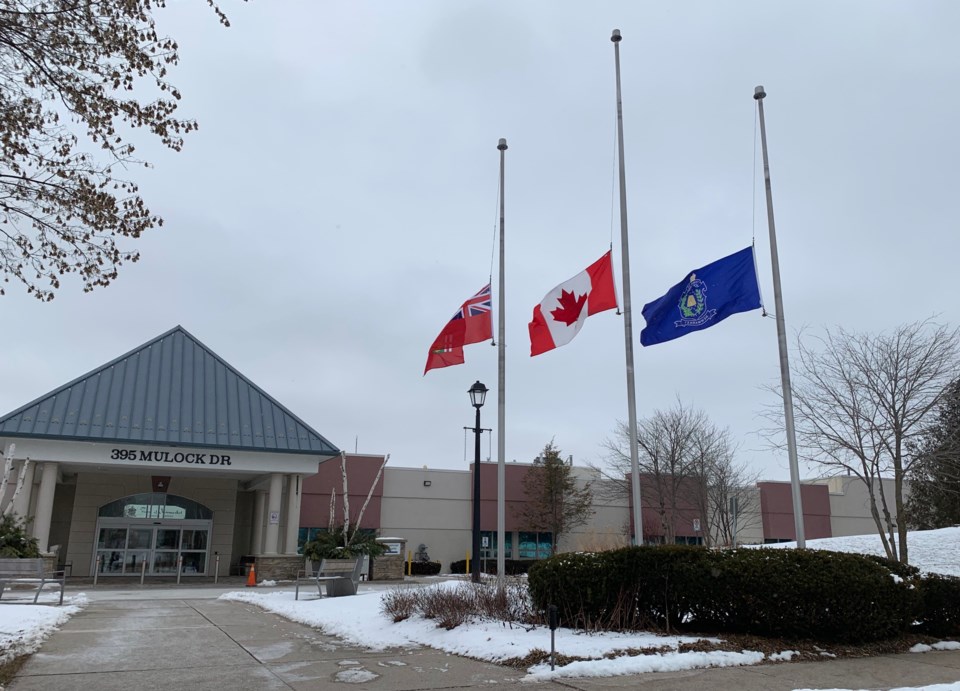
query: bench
0 558 66 606
295 557 362 600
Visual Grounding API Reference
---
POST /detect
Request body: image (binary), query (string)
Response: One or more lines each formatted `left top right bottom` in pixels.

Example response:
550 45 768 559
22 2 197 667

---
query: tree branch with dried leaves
0 0 238 300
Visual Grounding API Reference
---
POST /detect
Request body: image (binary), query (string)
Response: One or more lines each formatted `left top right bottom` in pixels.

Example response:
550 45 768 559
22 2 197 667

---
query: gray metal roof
0 326 340 456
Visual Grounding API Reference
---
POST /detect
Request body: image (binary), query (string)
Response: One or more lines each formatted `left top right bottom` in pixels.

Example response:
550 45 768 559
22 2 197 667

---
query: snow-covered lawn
222 580 960 684
0 592 87 666
221 526 960 685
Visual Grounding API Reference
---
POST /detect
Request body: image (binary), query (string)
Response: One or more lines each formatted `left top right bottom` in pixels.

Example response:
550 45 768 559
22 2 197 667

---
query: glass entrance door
93 493 214 577
94 523 211 576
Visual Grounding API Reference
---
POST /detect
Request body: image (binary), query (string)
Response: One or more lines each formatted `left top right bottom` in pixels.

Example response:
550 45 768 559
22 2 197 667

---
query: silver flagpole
612 30 643 544
754 85 805 548
497 138 508 584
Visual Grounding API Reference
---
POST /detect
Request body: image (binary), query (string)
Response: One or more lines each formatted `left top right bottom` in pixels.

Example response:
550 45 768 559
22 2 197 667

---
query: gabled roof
0 326 339 456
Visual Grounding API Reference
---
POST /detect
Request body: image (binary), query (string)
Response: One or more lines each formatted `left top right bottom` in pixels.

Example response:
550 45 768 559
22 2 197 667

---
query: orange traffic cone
246 562 257 587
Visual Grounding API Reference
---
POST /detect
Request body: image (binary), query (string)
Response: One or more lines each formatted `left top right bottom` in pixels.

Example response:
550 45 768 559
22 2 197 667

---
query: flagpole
496 137 507 585
612 29 643 544
754 85 805 548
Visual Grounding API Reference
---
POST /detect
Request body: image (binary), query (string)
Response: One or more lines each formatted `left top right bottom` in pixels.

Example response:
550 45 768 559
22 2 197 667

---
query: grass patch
0 654 30 688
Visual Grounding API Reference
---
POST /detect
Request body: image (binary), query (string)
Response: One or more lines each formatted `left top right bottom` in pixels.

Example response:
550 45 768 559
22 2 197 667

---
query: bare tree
594 400 757 546
765 320 960 563
516 441 593 555
0 0 235 300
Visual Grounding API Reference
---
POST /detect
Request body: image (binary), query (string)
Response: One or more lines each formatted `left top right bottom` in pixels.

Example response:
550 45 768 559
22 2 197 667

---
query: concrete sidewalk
9 593 960 690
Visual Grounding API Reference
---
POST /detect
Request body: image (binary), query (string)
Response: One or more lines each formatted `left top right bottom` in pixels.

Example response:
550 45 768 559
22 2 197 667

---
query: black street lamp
468 380 488 584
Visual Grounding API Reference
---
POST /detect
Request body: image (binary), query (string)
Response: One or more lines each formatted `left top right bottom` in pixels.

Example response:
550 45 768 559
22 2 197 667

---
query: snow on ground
221 582 960 685
222 527 960 685
0 593 87 665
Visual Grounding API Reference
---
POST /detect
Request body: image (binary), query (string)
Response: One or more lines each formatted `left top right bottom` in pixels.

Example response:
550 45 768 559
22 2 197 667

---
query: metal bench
0 558 66 606
295 557 362 600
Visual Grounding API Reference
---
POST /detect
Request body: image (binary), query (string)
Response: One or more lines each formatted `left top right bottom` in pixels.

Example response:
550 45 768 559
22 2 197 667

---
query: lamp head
468 380 488 409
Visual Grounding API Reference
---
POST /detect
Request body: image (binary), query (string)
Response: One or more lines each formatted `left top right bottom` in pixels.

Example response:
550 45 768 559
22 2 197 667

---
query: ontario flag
528 251 618 356
424 284 493 374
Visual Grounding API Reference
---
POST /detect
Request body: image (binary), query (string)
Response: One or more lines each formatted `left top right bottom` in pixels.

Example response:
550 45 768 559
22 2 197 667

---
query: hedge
915 574 960 637
527 546 919 643
408 560 442 576
449 559 534 576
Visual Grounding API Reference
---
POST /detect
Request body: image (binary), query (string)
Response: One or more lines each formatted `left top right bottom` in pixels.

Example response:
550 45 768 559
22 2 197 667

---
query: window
98 493 212 520
518 531 552 559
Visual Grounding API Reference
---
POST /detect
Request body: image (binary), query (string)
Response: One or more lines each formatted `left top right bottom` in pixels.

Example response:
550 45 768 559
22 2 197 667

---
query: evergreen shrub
302 525 386 560
527 545 917 643
0 514 39 558
527 546 713 632
409 560 442 576
702 548 915 642
915 574 960 637
449 558 533 575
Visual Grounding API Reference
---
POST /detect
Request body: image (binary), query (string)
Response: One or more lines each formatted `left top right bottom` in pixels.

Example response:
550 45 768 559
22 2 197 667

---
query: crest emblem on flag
676 273 717 328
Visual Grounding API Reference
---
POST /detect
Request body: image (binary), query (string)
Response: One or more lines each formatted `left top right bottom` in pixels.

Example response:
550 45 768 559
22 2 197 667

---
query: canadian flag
528 251 618 356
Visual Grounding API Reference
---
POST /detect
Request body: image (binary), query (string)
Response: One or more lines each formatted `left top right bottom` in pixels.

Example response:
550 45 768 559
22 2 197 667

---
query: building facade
0 326 340 579
1 328 904 578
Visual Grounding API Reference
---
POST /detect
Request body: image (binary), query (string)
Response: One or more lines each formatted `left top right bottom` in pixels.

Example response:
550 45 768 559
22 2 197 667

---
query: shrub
380 582 534 629
381 587 419 622
302 525 386 560
0 514 39 558
527 545 917 643
409 560 441 576
449 558 534 575
702 548 916 642
915 574 960 637
528 546 711 632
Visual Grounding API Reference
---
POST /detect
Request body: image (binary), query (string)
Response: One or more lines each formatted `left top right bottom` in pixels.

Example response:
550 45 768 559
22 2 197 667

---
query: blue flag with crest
640 246 762 347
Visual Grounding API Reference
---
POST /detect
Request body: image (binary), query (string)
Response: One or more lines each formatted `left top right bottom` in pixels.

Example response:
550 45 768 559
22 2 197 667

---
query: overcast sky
2 1 958 482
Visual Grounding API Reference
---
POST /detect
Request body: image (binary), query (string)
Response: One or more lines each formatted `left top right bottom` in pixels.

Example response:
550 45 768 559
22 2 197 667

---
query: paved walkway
9 586 960 690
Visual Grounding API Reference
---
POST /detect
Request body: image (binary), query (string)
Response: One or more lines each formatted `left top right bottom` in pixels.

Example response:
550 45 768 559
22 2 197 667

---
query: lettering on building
109 449 232 465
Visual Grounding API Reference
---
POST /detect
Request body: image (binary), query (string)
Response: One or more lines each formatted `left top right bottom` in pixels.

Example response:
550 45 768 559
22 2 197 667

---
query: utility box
371 537 406 580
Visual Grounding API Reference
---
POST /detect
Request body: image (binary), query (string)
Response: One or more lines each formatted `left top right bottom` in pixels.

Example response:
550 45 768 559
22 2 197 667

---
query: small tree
516 441 593 555
907 378 960 529
0 0 235 299
304 452 390 559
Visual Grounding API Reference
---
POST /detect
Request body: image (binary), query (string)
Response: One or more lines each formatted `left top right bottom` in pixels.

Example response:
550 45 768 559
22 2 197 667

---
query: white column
251 490 266 555
32 462 58 554
262 473 283 555
284 474 303 555
11 461 35 520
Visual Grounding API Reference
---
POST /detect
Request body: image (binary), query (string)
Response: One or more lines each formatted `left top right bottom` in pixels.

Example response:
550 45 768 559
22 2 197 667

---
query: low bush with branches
381 582 537 630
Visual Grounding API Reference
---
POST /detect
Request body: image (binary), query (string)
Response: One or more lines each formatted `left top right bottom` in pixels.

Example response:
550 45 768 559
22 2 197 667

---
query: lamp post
468 380 488 584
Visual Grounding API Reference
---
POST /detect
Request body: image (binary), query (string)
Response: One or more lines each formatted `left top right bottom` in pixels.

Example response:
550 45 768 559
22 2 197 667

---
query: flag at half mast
424 284 493 374
528 251 618 356
640 246 762 347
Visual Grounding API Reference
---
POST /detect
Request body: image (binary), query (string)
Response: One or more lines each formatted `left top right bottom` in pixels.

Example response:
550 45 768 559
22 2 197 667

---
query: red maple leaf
550 289 587 326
